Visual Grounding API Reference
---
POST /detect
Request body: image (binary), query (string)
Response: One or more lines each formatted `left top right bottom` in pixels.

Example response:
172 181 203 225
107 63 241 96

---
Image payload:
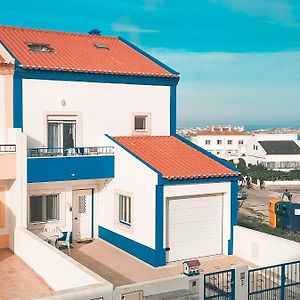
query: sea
244 124 300 131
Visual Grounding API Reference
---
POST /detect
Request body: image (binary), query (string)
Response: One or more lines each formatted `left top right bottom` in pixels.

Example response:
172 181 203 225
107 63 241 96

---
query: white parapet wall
14 227 113 295
265 180 300 186
234 226 300 266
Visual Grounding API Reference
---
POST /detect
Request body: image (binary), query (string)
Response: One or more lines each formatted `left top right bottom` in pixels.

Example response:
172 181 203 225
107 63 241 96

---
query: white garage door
167 194 223 262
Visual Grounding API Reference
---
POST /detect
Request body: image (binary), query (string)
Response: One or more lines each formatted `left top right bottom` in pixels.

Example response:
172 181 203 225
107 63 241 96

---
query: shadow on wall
27 136 44 148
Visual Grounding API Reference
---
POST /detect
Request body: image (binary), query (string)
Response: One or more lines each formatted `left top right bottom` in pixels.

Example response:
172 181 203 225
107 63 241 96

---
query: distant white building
246 134 300 171
190 126 253 161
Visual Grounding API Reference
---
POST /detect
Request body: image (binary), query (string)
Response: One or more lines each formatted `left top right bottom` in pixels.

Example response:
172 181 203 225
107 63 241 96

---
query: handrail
0 144 16 153
27 146 114 158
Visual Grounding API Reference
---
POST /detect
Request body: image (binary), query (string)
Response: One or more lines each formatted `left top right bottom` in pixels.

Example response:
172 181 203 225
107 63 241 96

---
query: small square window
217 140 222 145
205 140 211 145
227 140 233 145
134 116 147 131
239 140 244 145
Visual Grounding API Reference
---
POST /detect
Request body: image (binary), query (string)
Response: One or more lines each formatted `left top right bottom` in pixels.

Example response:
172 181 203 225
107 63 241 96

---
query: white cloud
211 0 298 26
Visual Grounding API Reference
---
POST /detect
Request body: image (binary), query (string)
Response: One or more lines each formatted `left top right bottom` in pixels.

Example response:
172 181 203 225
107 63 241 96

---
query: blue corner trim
228 180 238 255
105 134 163 179
13 77 23 129
27 155 114 183
119 37 180 77
155 185 166 266
170 85 177 135
174 134 240 173
0 40 21 66
99 226 165 267
14 68 179 87
91 189 94 238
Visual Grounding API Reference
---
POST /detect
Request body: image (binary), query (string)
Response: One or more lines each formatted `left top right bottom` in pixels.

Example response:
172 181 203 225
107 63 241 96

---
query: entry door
72 189 92 241
167 194 223 262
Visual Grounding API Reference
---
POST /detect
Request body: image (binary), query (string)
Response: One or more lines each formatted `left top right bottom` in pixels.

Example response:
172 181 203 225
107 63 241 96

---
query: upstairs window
227 140 233 145
119 194 131 226
27 42 54 53
238 140 244 145
133 113 151 135
205 140 211 145
217 140 222 145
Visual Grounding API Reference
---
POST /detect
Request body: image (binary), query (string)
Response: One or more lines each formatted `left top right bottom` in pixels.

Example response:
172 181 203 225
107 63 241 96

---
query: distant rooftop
192 125 250 137
258 140 300 155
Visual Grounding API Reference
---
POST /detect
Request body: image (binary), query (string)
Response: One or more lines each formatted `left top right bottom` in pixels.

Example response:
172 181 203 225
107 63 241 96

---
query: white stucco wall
0 75 5 142
22 79 171 148
234 226 300 266
98 136 158 249
164 182 232 255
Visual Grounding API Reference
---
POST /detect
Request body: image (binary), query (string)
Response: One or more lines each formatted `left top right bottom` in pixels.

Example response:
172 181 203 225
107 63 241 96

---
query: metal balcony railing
0 144 16 153
27 146 114 158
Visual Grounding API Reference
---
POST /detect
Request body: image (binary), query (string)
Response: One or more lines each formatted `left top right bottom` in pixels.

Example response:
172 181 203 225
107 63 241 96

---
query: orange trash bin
269 199 283 228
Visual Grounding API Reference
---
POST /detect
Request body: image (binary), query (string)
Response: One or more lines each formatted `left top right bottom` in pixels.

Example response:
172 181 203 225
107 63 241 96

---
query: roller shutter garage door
167 194 223 262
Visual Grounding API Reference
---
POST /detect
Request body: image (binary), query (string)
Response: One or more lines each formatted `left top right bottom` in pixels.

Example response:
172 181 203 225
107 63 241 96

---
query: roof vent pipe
88 29 101 35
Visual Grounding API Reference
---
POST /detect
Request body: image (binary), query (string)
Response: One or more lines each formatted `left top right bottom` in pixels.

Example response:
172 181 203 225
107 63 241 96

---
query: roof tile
114 136 239 180
0 26 178 78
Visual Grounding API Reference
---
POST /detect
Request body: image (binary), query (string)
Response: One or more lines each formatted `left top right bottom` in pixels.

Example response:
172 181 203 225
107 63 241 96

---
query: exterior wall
98 136 158 250
22 79 171 148
164 182 232 255
245 139 266 165
0 75 5 142
0 187 9 248
254 133 298 141
27 179 105 236
14 227 112 292
191 134 252 160
234 226 300 266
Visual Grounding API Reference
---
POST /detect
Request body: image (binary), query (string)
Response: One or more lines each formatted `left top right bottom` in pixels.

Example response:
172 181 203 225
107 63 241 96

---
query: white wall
14 227 113 292
0 75 5 142
265 154 300 163
23 79 170 148
255 133 298 141
234 226 300 266
164 182 232 255
98 136 158 249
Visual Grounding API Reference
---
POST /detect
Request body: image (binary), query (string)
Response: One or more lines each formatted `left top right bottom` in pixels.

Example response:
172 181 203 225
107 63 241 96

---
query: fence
204 269 235 300
249 260 300 300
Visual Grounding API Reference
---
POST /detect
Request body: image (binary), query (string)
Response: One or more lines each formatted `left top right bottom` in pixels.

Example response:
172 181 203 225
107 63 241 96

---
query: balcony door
48 120 76 148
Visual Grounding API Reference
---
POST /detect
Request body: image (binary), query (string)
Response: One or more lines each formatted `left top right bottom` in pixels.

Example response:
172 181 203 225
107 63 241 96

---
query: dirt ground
238 184 300 224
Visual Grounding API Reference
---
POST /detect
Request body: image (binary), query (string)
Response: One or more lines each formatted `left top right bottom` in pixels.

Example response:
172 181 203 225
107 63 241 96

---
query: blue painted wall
27 155 114 183
228 180 239 255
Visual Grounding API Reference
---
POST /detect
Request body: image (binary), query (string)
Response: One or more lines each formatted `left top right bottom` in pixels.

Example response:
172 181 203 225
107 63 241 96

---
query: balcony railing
27 146 114 158
0 144 16 153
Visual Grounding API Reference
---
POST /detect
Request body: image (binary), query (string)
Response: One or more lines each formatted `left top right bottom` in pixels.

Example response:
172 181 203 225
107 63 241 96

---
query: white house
246 134 300 171
0 25 240 267
190 126 253 161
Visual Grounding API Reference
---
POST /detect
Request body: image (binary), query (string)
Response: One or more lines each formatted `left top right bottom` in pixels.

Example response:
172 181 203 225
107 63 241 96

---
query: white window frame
227 140 233 145
43 112 82 148
132 113 151 136
238 140 244 145
205 140 211 145
119 194 132 226
29 194 60 224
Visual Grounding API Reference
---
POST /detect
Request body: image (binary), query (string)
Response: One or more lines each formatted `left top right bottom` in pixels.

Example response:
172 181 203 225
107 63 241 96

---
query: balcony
0 144 16 180
27 146 114 183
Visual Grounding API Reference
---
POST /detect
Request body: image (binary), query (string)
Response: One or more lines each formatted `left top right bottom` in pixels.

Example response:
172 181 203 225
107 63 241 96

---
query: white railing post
234 265 249 300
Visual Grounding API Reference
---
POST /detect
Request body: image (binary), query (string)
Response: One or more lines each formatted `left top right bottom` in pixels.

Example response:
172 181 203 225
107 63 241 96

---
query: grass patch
238 214 300 243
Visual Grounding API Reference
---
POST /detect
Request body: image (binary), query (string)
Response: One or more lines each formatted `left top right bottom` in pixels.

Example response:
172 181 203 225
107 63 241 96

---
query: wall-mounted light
104 179 108 187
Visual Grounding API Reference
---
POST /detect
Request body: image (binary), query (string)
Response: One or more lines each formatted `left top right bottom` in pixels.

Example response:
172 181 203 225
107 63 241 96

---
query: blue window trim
228 180 238 255
118 37 179 77
13 77 23 129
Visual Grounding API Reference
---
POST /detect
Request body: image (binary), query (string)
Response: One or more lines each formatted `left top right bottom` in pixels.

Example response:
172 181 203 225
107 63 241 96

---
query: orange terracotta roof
113 136 239 180
0 26 178 78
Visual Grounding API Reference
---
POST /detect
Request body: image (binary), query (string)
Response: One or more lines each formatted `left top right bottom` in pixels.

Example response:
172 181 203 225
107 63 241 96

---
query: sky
1 0 300 128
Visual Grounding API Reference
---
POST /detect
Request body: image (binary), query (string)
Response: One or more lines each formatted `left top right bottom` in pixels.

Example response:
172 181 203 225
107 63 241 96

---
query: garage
167 194 223 262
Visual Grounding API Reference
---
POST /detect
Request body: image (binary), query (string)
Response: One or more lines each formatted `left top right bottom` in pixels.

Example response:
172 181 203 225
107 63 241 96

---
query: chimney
211 125 214 132
88 28 101 35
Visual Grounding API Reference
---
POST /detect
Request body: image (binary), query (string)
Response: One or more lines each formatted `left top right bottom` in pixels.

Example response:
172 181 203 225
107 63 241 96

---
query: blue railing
0 144 16 153
248 260 300 300
27 146 114 158
204 269 235 299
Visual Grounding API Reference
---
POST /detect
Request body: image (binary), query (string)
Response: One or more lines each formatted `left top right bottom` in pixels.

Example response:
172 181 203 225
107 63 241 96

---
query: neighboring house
247 140 300 171
0 26 239 267
190 126 252 161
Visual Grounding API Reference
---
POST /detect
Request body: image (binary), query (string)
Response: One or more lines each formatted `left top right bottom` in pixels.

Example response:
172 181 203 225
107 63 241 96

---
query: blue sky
1 0 300 128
